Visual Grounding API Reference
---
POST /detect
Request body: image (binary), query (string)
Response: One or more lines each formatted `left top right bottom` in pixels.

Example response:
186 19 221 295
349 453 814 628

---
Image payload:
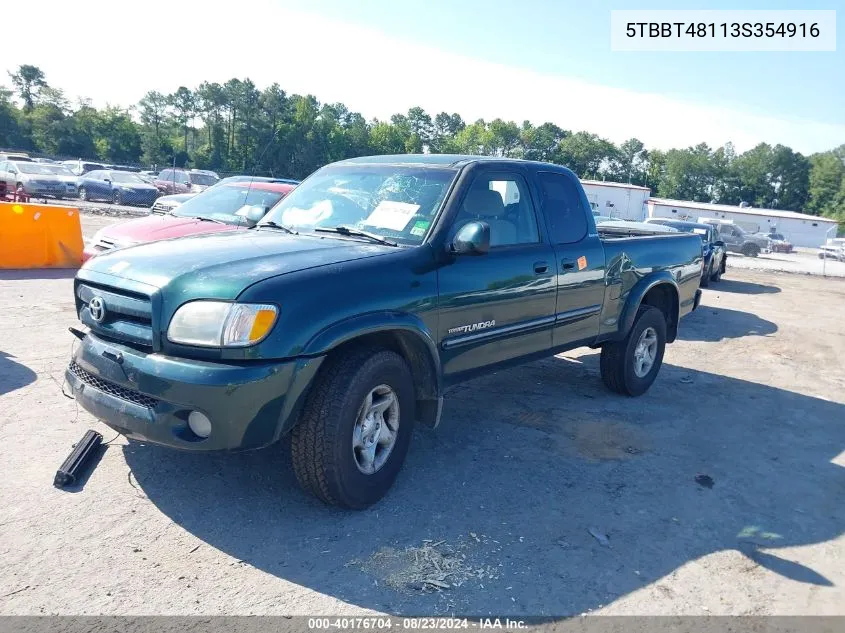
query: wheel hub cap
352 384 400 475
633 327 658 378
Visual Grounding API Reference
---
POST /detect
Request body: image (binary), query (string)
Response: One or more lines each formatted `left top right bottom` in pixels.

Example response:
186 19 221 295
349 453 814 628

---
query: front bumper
117 190 158 206
65 333 323 450
23 183 76 197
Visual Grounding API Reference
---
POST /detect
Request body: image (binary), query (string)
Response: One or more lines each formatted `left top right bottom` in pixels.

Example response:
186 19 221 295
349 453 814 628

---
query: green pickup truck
66 155 703 508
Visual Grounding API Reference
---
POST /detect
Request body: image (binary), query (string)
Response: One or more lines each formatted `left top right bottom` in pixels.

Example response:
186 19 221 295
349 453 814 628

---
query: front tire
600 306 667 397
711 261 722 282
78 186 88 201
743 244 760 257
700 263 711 287
291 347 416 509
113 190 122 205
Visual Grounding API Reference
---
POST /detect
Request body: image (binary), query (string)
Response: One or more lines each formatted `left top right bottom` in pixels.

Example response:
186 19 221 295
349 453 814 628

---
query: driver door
437 168 557 383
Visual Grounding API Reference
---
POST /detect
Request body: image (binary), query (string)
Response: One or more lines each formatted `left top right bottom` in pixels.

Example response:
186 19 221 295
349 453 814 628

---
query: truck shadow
123 354 843 619
0 351 37 396
712 279 781 295
677 306 777 342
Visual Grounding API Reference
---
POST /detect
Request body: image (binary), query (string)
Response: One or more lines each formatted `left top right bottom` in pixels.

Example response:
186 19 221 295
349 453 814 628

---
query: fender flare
616 272 680 342
300 312 444 426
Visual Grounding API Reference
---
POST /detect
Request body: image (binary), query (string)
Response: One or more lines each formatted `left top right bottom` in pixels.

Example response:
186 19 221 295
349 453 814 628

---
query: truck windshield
262 165 458 245
172 183 291 224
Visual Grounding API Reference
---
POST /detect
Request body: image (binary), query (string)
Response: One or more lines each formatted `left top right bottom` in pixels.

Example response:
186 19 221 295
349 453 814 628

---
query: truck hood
98 214 242 244
79 229 395 300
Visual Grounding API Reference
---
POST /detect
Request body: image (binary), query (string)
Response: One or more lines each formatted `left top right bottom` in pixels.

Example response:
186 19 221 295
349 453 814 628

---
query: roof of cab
335 154 576 174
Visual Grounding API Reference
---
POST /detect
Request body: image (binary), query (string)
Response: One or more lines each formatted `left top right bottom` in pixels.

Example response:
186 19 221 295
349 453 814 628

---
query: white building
646 198 838 248
580 180 651 221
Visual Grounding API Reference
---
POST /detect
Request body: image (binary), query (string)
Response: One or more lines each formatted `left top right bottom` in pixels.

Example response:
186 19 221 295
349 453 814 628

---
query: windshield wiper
254 220 298 235
188 216 226 225
315 225 398 247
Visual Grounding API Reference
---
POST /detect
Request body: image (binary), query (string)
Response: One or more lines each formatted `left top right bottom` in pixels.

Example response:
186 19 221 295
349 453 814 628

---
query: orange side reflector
0 202 83 268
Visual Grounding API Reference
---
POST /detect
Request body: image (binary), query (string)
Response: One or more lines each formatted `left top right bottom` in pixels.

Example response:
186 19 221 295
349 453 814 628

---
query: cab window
536 171 588 244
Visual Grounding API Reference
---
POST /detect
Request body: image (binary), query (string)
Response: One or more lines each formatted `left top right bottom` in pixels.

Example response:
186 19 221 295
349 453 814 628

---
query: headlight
167 301 278 347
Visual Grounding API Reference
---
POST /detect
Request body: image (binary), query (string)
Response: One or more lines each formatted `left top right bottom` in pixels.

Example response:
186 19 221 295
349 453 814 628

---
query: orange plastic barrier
0 202 84 268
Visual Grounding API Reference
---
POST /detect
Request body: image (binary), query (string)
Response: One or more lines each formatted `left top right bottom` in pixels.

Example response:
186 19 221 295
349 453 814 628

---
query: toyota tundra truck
66 155 703 508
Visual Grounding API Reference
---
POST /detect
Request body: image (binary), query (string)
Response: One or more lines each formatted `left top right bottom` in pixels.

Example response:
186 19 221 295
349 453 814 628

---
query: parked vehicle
62 159 107 176
83 180 296 261
646 219 727 286
214 175 300 187
191 168 220 180
818 238 845 261
67 155 703 508
756 230 793 253
0 152 33 162
41 164 81 198
699 218 768 257
33 157 58 164
0 159 79 199
597 219 679 235
155 168 218 195
77 170 160 206
149 192 195 215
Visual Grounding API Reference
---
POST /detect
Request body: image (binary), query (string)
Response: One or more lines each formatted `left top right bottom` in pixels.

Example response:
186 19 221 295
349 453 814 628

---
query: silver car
0 160 79 199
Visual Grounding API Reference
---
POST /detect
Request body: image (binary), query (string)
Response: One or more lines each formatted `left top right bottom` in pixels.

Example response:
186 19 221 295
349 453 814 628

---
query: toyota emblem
89 296 107 323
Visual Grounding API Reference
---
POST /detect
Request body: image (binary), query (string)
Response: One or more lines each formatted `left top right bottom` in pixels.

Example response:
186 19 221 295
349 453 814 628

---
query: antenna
242 126 280 215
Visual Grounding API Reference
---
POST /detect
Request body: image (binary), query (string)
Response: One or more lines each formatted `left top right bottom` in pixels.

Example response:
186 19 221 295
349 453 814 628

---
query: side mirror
103 178 111 184
238 205 269 227
451 221 490 255
714 240 725 248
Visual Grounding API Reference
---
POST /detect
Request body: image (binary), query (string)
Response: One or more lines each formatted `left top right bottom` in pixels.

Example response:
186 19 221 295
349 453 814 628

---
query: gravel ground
726 250 845 278
1 243 843 619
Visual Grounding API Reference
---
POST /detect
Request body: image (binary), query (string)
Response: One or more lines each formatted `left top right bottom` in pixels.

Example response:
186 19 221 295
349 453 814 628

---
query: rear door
535 171 606 348
437 167 557 381
157 169 173 194
86 171 105 199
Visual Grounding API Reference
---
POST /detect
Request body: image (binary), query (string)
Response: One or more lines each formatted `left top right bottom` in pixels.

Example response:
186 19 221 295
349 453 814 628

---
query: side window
537 172 588 244
88 170 101 180
178 172 190 184
158 169 171 180
455 173 539 247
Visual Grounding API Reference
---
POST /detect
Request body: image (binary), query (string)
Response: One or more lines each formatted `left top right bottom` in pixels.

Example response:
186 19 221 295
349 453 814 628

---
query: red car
83 181 296 262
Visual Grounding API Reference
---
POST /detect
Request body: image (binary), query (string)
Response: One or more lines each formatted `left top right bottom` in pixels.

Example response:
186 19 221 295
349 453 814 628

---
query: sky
2 0 842 154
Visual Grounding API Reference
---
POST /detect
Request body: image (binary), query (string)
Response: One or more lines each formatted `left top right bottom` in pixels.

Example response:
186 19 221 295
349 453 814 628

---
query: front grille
151 201 176 214
76 282 154 348
68 361 159 409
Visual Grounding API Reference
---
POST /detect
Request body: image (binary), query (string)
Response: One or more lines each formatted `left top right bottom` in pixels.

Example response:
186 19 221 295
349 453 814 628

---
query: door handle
533 261 549 274
562 260 575 270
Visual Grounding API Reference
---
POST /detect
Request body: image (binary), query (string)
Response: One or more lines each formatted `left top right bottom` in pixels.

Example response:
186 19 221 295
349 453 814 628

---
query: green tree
657 144 717 201
520 122 567 163
807 150 845 217
168 86 195 153
557 131 618 179
608 138 648 184
8 64 47 111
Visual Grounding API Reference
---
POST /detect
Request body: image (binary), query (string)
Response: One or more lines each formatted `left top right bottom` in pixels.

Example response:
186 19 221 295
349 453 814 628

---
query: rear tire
291 347 415 509
600 306 667 397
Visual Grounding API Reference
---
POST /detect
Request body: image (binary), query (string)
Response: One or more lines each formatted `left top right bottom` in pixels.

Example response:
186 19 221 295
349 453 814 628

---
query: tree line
2 64 843 226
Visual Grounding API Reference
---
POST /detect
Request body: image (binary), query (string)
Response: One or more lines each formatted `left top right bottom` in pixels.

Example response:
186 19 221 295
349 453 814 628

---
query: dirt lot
0 254 843 618
727 249 845 278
